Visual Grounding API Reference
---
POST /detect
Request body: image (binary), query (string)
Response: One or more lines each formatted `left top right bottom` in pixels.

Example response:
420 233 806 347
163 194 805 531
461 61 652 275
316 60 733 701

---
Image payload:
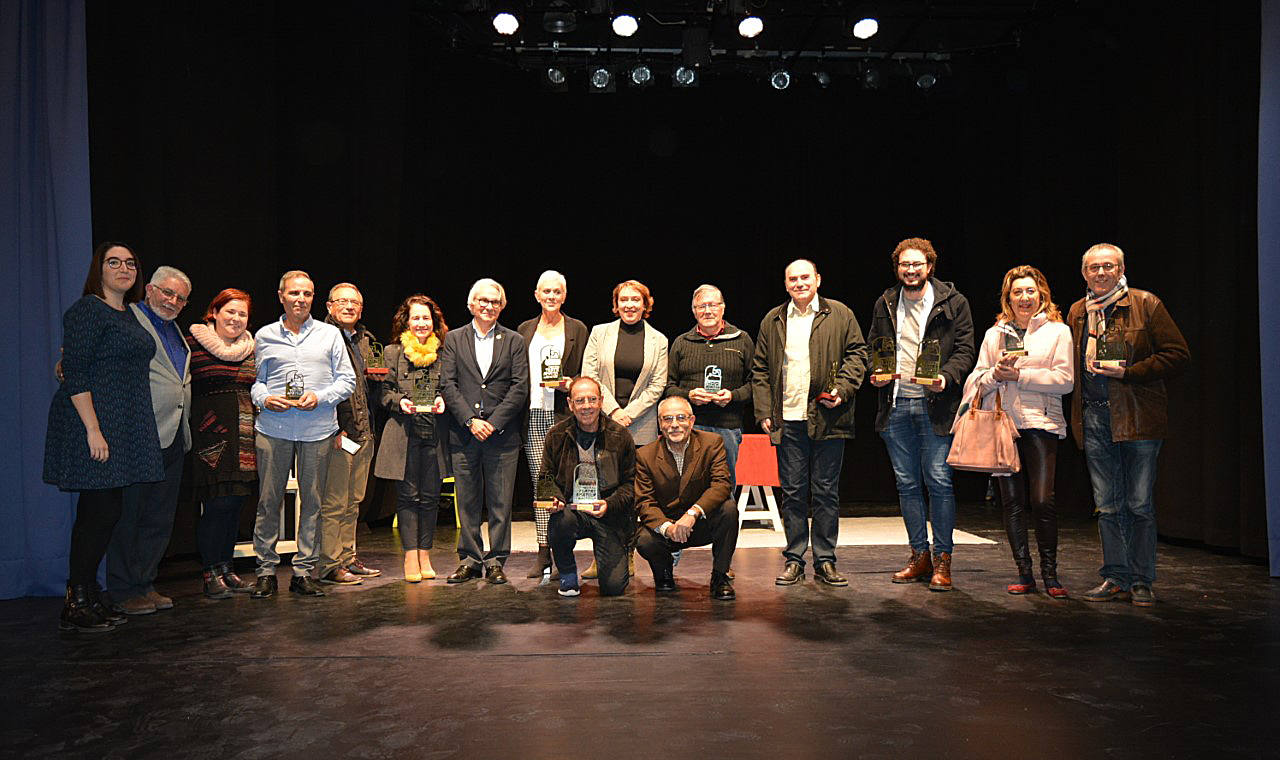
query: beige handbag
947 389 1022 474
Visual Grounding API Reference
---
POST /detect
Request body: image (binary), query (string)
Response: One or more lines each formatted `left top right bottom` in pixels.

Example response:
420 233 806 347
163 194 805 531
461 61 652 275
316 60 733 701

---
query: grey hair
658 395 694 416
327 282 362 301
691 284 723 306
150 265 192 291
1082 243 1125 268
467 277 507 308
278 269 313 291
536 270 567 291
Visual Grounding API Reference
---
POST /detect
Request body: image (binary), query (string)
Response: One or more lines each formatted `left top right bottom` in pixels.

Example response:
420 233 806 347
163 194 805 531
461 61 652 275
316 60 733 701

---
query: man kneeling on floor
543 376 636 597
635 396 738 600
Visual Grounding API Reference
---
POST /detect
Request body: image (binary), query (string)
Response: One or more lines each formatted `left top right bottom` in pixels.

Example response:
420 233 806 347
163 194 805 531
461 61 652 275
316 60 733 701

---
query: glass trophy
284 370 305 401
817 359 843 403
911 339 942 386
1096 321 1128 368
539 345 562 387
364 338 389 376
411 372 438 414
703 364 723 393
1001 329 1027 358
571 462 599 507
533 469 558 508
870 336 899 382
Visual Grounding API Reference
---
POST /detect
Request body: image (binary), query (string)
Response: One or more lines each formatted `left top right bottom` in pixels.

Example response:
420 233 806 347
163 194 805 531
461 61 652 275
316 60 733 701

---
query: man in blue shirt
109 266 193 616
249 270 356 598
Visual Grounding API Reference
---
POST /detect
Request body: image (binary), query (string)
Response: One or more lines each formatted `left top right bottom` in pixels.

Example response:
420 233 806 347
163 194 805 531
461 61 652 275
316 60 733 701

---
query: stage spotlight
915 72 937 90
859 65 882 90
629 64 653 87
612 14 638 37
813 71 831 88
492 12 519 36
770 69 791 90
852 18 878 40
738 16 763 39
544 66 568 92
589 66 616 93
543 1 577 34
673 65 699 87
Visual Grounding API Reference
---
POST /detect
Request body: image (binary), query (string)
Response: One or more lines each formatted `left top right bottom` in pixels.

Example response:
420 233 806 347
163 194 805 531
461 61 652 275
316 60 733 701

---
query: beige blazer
130 303 192 451
582 319 668 445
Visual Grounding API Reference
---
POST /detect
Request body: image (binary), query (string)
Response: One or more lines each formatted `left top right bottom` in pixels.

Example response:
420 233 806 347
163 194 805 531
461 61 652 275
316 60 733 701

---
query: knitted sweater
664 321 754 430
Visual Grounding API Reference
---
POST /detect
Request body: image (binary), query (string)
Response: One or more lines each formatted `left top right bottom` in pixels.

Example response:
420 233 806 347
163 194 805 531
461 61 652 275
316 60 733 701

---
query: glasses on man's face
330 298 362 307
1086 262 1118 274
693 302 723 313
153 284 189 305
659 414 691 424
105 257 137 270
572 396 601 406
474 297 502 308
899 261 928 271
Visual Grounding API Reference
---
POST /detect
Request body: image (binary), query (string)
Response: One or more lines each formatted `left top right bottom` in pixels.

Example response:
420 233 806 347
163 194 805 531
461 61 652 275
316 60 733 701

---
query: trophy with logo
533 469 558 509
910 339 942 386
364 338 389 376
817 359 843 403
1095 320 1128 369
284 370 305 401
539 345 563 388
703 364 723 393
571 462 599 508
870 337 899 384
411 371 437 414
1001 328 1027 358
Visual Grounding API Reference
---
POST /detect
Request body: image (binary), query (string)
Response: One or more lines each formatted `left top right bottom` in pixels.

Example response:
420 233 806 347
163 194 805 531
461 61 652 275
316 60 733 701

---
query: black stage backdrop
84 1 1265 558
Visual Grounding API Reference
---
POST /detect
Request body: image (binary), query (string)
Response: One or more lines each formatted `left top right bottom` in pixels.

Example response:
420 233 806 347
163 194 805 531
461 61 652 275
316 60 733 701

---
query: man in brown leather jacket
1068 243 1190 608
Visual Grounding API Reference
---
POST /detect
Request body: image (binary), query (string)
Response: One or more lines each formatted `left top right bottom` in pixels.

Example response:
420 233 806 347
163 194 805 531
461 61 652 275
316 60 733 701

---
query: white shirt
782 298 817 421
527 331 564 411
472 320 496 378
895 281 934 400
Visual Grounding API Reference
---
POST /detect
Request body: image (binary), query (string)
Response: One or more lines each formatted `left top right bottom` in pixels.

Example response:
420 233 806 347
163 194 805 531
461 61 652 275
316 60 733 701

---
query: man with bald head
634 396 738 600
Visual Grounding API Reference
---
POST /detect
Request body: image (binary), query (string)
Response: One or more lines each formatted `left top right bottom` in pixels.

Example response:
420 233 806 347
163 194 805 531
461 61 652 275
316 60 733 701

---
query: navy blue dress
43 296 164 491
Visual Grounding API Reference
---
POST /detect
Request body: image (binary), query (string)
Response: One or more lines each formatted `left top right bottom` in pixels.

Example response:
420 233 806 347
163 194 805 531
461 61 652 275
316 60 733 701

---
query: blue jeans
776 421 844 567
1082 405 1163 588
450 440 520 568
694 424 742 489
879 397 956 554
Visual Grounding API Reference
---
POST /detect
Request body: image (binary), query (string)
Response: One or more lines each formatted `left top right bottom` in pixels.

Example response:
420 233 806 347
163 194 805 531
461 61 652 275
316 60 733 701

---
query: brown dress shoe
892 549 933 584
928 552 952 592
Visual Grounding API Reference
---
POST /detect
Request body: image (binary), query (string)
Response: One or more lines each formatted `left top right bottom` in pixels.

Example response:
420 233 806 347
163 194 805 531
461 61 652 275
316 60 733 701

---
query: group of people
42 238 1189 633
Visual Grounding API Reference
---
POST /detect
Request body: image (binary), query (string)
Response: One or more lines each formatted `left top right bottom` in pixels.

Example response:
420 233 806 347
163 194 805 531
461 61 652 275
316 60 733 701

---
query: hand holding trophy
411 372 437 414
910 339 943 390
870 336 899 386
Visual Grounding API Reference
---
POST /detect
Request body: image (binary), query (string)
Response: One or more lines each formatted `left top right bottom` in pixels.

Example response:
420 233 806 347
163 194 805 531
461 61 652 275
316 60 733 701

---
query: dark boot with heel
203 567 233 599
58 584 114 633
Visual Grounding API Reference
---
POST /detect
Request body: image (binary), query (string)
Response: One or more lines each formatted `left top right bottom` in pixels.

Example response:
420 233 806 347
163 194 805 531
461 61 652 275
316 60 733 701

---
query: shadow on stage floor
2 502 1276 759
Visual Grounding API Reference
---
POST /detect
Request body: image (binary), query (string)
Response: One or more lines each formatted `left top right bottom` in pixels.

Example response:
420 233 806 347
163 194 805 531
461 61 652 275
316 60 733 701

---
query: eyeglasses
572 396 601 405
473 297 502 307
330 298 362 307
1086 262 1119 274
659 414 692 424
898 261 928 270
105 257 137 270
693 302 723 313
153 284 189 305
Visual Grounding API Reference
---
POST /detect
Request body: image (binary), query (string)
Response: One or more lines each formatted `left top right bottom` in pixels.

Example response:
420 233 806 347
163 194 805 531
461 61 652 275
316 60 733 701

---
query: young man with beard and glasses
1069 244 1189 608
866 238 975 591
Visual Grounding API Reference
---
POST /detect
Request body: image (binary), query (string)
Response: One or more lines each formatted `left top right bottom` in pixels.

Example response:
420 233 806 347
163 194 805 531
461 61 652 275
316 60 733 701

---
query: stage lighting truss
588 65 616 92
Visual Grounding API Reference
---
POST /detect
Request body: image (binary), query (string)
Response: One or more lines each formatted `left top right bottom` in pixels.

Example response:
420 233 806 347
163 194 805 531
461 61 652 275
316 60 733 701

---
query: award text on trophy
284 370 305 401
1095 320 1128 369
411 372 437 414
870 336 899 384
571 462 599 508
910 339 942 386
703 364 722 393
539 345 562 388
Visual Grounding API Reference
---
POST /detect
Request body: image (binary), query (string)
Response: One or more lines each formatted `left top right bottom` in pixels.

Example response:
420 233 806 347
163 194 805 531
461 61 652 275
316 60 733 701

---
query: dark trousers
108 435 185 598
396 436 441 550
776 421 845 567
996 430 1059 577
450 439 519 568
196 494 244 568
636 499 739 577
68 487 125 586
548 509 630 596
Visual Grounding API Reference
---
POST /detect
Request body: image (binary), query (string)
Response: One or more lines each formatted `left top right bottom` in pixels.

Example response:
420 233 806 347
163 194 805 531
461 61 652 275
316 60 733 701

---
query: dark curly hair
390 293 448 341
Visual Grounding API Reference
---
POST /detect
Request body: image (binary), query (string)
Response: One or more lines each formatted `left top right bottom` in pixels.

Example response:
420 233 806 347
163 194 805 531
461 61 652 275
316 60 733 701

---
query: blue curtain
1262 0 1280 577
0 0 92 599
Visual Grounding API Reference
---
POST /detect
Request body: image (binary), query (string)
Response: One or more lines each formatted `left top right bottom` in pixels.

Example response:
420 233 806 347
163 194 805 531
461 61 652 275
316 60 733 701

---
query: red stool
735 434 784 533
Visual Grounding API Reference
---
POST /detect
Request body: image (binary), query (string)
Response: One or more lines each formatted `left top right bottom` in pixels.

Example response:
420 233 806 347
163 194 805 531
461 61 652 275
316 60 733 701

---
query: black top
613 319 646 404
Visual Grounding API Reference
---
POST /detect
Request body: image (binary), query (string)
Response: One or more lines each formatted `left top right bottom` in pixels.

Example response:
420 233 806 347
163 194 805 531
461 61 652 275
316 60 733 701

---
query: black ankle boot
87 583 126 625
1040 547 1068 598
59 584 114 633
527 546 552 578
218 562 254 592
203 567 233 599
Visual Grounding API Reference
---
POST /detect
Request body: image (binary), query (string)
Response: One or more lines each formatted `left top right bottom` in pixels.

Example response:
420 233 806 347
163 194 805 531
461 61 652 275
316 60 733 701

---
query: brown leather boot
891 549 933 583
928 551 953 592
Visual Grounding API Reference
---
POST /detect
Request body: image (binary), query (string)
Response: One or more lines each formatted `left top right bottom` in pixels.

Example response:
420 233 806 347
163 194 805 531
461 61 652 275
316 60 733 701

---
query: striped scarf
1083 275 1128 369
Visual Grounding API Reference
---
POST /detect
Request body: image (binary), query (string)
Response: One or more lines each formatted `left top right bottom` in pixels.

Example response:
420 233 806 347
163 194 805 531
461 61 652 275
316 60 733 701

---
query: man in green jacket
751 259 867 587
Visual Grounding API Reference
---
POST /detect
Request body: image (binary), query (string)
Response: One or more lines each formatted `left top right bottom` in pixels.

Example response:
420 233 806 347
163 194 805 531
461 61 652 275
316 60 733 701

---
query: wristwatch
465 417 476 428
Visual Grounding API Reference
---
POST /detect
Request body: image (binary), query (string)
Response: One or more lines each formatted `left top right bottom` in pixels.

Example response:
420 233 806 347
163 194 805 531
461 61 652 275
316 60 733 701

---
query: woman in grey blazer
582 279 668 447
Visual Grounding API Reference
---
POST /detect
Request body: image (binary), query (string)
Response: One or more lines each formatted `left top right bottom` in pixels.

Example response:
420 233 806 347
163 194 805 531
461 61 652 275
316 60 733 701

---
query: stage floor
1 502 1274 759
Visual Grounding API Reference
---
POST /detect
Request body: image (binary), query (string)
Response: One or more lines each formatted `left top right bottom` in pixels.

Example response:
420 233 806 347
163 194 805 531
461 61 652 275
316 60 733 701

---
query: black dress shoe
485 564 509 585
250 575 277 599
288 576 326 596
710 572 735 601
446 564 481 584
1082 579 1130 603
814 561 849 587
654 567 678 593
775 561 805 586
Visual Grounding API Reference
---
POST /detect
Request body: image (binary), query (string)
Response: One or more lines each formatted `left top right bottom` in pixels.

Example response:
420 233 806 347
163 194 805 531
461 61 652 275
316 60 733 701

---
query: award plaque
817 359 842 403
910 339 942 386
1096 321 1128 368
870 336 899 383
284 370 305 401
703 365 723 393
1001 329 1027 358
539 345 562 387
571 462 599 507
411 372 438 414
533 469 558 509
364 339 389 376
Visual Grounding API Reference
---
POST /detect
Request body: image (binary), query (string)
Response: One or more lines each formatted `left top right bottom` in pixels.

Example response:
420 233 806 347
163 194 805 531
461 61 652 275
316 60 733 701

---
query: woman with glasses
960 265 1074 598
516 271 588 579
43 243 164 632
186 288 258 599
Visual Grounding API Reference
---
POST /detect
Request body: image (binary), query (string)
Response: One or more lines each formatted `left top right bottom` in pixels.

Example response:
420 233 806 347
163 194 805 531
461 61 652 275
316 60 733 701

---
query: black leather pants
996 430 1060 582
